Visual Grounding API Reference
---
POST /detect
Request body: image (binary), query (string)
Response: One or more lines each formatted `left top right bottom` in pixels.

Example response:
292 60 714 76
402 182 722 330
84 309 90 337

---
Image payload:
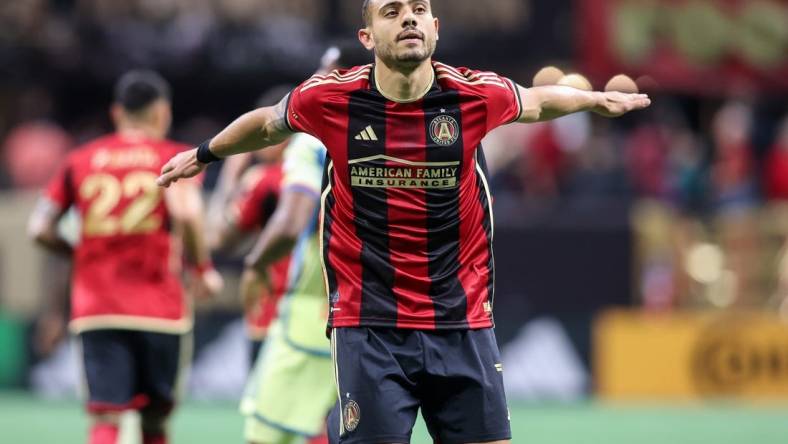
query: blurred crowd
485 94 788 313
489 98 788 212
0 0 537 188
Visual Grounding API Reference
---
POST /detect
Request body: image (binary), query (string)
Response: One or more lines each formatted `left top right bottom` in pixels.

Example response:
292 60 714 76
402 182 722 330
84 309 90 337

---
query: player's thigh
242 324 335 443
136 330 191 410
78 329 138 412
420 329 511 444
326 402 409 444
329 328 420 444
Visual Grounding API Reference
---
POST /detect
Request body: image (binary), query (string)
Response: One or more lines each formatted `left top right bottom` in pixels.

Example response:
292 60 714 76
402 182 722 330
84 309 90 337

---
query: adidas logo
354 126 378 141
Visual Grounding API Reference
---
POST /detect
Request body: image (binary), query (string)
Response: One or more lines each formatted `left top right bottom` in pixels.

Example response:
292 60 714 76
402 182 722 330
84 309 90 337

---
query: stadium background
1 0 787 442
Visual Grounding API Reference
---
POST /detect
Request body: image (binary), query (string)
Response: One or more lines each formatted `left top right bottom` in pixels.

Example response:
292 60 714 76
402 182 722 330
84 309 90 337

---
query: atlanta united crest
343 400 361 432
429 115 459 146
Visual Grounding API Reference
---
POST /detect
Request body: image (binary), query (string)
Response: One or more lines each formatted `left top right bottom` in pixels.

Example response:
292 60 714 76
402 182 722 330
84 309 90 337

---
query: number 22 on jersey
79 171 162 236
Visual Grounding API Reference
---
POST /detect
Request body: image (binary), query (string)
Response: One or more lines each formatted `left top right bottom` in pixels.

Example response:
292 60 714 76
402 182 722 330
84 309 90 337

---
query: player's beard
375 34 436 70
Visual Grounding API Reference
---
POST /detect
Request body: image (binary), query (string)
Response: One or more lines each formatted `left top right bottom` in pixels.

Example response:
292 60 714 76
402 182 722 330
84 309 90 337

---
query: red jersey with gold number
44 133 192 333
285 62 523 330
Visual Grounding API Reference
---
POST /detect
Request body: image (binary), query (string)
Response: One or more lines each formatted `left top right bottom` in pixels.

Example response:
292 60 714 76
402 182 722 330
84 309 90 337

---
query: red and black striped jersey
286 62 523 330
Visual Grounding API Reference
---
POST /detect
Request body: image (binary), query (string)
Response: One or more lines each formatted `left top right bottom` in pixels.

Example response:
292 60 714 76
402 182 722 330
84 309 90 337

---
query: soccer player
157 1 651 443
28 70 221 444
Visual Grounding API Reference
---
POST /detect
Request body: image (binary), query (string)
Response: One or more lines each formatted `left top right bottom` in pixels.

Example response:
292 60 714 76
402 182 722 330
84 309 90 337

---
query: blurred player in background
208 86 294 366
28 70 221 444
157 0 650 442
236 44 369 444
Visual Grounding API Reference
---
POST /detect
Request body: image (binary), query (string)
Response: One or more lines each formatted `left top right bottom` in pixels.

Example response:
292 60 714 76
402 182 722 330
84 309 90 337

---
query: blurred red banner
578 0 788 94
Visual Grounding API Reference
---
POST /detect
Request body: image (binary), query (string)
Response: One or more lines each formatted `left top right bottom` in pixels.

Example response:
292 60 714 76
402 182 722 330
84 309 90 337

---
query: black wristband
196 139 221 164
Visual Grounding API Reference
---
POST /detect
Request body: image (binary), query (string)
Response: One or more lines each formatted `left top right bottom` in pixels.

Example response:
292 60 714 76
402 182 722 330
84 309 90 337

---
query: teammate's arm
157 96 292 188
239 188 317 311
516 84 651 123
164 179 223 298
27 200 72 356
208 212 245 253
208 194 252 254
27 198 72 256
206 152 254 249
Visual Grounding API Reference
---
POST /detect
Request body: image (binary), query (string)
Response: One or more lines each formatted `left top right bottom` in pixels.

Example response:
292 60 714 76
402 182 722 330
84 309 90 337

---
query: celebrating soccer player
29 70 221 444
157 1 650 443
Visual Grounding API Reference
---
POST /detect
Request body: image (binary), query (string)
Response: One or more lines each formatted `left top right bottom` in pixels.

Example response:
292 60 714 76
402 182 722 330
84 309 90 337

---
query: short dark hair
113 70 171 113
361 0 371 25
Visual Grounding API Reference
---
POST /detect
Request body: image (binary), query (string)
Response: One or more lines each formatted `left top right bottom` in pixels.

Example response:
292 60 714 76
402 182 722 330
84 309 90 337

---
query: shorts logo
429 115 459 146
343 400 361 432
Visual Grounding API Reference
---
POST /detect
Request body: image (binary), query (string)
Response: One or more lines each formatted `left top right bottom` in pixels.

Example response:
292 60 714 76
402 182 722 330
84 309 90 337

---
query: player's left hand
188 266 224 300
157 148 207 188
240 267 271 314
592 91 651 118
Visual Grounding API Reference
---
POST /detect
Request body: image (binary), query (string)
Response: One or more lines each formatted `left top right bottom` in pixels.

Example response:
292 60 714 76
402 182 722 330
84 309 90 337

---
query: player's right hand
157 148 207 188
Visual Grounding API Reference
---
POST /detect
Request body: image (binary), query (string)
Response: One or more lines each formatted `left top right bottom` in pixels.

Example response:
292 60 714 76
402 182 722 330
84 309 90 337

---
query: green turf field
1 392 787 443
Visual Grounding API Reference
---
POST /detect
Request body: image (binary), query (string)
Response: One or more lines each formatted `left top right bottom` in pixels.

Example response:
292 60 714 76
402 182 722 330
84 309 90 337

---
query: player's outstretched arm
156 96 292 188
516 84 651 123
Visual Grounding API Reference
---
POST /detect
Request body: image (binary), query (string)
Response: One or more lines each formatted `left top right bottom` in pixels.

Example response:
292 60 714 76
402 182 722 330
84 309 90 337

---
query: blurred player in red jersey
208 86 294 366
232 45 370 444
28 70 222 444
210 133 290 365
157 1 651 442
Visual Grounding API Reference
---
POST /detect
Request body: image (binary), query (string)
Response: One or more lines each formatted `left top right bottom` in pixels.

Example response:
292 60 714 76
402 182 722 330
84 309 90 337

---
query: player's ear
110 104 123 127
434 17 440 40
358 27 375 51
155 100 173 135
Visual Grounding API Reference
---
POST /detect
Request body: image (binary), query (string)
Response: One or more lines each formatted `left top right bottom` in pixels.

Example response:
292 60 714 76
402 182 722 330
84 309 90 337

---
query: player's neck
116 124 164 141
374 58 434 103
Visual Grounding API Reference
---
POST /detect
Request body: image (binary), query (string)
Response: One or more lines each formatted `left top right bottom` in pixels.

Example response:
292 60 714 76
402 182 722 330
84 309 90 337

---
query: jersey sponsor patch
348 155 459 189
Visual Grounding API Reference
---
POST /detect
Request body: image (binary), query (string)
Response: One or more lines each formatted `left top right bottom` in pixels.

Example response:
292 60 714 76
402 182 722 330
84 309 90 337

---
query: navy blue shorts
79 329 190 414
328 328 511 444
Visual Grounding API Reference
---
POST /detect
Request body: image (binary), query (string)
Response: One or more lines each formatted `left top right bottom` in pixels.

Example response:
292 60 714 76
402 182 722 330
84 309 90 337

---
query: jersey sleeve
285 77 325 139
281 134 324 199
479 71 523 132
44 156 75 211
